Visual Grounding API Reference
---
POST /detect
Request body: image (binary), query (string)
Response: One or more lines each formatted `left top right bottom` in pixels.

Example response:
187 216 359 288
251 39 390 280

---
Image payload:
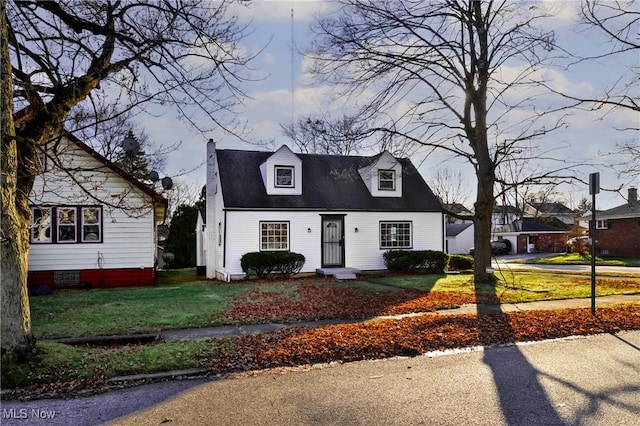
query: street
2 330 639 425
493 254 640 276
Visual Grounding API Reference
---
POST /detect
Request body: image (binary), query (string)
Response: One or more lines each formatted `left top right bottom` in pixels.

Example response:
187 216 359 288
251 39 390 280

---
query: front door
322 216 345 267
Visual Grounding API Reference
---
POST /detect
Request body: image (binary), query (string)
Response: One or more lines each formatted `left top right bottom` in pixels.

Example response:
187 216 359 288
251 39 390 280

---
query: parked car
469 239 511 257
566 236 593 252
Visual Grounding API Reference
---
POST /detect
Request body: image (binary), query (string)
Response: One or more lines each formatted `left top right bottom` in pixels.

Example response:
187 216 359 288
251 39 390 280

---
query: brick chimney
629 186 638 207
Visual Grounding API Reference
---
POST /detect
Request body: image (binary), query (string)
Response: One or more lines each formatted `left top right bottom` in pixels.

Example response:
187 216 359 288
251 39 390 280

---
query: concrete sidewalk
160 293 640 341
31 293 640 390
47 293 640 346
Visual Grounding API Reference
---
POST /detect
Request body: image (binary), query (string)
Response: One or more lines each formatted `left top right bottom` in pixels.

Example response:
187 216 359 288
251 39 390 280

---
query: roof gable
528 202 573 215
216 149 442 212
259 145 303 195
358 150 403 198
62 132 165 205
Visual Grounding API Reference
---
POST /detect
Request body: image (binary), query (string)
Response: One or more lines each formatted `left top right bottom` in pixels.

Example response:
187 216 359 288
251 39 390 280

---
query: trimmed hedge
447 254 474 271
241 251 306 279
383 250 449 274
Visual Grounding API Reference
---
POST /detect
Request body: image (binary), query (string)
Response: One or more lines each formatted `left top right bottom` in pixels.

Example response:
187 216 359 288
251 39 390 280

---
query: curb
107 368 212 384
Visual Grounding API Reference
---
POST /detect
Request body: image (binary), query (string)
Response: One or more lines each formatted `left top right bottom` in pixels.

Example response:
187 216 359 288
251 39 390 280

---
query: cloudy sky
137 1 638 210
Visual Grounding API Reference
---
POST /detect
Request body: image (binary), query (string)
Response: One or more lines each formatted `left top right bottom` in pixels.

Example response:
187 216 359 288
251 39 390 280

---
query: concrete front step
334 273 358 280
316 267 361 278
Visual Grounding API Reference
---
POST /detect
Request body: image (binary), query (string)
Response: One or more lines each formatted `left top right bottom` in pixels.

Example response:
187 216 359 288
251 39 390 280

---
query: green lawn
369 271 640 303
30 269 640 339
7 269 640 395
2 339 233 389
525 253 640 267
30 280 250 339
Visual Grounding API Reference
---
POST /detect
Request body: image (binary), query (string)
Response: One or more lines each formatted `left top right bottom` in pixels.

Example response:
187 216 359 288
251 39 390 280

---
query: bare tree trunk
473 171 495 284
1 0 35 361
0 193 35 362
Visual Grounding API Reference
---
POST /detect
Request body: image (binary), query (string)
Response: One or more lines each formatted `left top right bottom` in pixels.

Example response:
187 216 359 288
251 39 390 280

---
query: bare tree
578 0 639 114
309 1 576 283
427 168 472 220
282 114 365 155
1 0 252 361
554 1 639 180
67 101 173 182
281 112 415 156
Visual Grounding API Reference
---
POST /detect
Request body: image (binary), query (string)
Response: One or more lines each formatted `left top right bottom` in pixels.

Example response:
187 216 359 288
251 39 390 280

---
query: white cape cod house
28 132 167 289
200 141 443 281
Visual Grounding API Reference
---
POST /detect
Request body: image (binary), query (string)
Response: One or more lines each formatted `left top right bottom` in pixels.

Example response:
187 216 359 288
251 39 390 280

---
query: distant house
525 201 575 226
199 142 444 280
494 219 567 254
446 223 474 255
492 205 520 226
590 187 640 256
443 203 473 224
28 132 167 289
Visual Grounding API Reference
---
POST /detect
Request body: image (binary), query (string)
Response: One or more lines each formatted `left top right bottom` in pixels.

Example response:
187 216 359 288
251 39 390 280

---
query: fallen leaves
202 304 640 376
222 281 475 323
5 275 640 401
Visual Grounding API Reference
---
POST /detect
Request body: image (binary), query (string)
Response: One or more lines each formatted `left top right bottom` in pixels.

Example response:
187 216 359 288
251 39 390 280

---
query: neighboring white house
199 141 444 280
28 132 167 289
445 223 474 255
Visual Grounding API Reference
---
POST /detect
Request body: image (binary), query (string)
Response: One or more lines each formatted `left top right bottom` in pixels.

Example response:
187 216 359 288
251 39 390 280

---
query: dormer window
378 169 395 190
275 166 294 188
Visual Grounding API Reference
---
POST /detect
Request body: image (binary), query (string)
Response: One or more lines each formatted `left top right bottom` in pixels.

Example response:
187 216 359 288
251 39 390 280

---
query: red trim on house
28 268 156 289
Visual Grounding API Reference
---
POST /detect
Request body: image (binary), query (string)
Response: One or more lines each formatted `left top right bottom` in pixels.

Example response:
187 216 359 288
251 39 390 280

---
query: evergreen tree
164 204 199 269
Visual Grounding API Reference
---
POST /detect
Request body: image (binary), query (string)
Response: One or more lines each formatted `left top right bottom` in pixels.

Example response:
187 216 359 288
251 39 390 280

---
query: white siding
219 210 443 277
195 211 206 267
446 226 475 254
28 135 158 272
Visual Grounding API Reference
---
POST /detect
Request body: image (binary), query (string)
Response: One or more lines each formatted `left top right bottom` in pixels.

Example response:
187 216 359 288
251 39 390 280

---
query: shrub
447 254 474 271
240 251 306 279
383 250 449 274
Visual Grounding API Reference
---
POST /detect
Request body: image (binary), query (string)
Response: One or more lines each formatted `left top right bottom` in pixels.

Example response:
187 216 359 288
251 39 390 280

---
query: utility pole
589 172 599 315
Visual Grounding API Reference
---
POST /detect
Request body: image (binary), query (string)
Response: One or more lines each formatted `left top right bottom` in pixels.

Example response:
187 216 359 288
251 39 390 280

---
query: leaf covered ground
5 274 640 399
3 302 639 400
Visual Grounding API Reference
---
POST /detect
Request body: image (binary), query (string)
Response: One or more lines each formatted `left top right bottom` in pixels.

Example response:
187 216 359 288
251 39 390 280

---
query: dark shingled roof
216 149 442 212
528 202 574 215
596 203 640 220
446 222 473 237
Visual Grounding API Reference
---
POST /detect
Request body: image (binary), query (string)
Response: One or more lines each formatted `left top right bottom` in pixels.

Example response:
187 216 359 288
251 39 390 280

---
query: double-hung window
275 166 294 188
595 219 609 230
31 207 52 243
260 221 289 250
380 221 412 249
57 207 77 243
30 206 102 244
378 169 395 190
81 207 102 242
